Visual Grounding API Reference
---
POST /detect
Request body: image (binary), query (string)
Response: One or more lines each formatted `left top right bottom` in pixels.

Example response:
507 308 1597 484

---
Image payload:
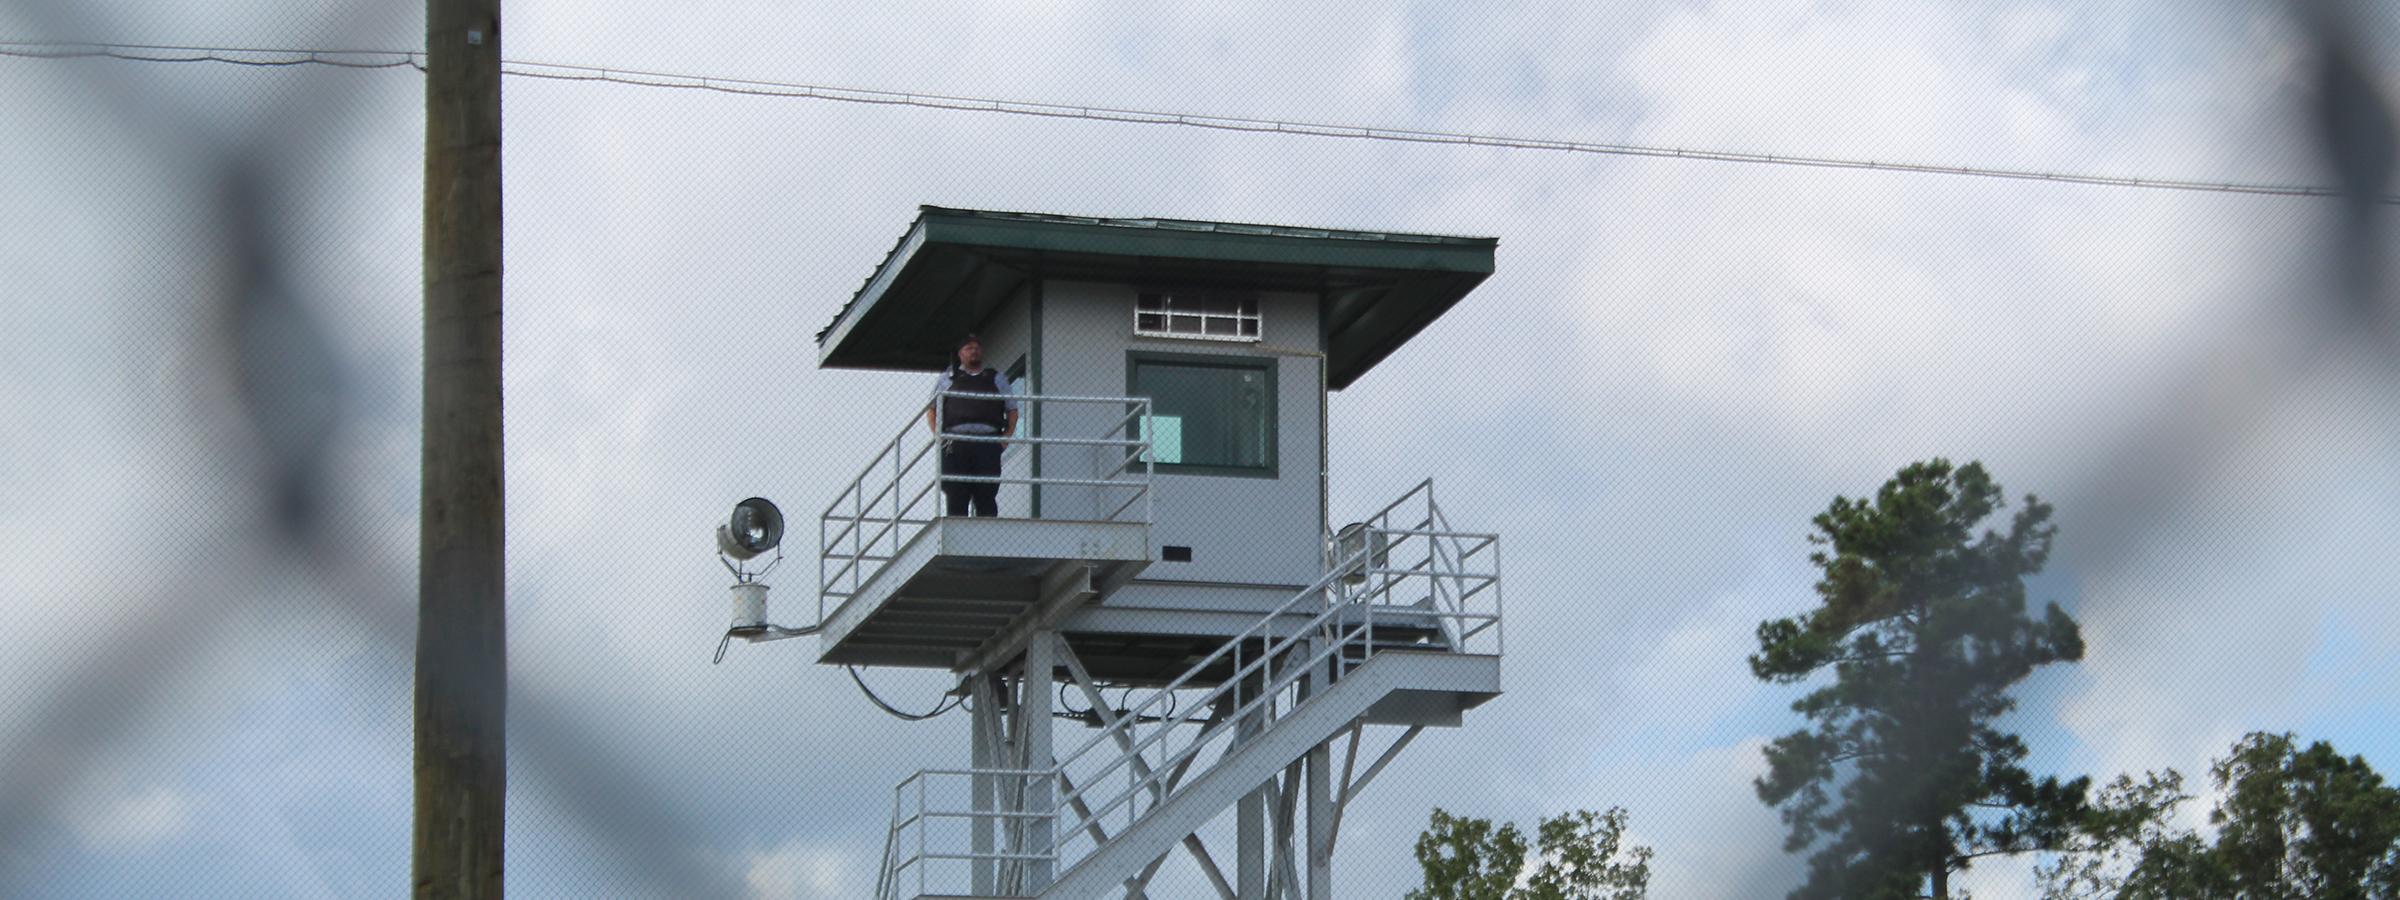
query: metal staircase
876 481 1502 900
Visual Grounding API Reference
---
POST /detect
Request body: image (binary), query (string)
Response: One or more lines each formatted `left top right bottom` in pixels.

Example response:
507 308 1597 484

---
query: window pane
1134 360 1270 469
1144 415 1183 463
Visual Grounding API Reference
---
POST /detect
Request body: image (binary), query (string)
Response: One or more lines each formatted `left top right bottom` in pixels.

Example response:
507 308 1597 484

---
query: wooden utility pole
415 0 505 896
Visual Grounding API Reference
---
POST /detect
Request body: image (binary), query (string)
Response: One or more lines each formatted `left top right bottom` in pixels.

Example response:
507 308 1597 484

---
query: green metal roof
816 207 1497 390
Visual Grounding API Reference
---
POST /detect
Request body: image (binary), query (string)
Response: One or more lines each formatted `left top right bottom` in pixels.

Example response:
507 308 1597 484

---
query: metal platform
817 516 1151 669
815 391 1158 672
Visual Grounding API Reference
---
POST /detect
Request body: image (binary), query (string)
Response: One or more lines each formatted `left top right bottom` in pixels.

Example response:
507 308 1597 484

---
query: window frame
1132 291 1262 343
1125 350 1279 479
1004 354 1030 465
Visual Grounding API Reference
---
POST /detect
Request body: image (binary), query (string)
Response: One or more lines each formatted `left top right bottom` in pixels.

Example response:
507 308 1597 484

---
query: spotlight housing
717 497 783 561
708 496 818 663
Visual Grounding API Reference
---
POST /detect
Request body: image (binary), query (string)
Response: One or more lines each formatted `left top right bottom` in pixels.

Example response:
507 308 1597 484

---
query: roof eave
815 207 1498 381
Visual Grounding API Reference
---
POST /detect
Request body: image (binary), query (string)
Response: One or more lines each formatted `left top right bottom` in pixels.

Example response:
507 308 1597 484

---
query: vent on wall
1162 546 1193 562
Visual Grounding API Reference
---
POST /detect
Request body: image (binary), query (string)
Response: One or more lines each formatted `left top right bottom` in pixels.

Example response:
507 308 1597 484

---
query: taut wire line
5 40 2391 204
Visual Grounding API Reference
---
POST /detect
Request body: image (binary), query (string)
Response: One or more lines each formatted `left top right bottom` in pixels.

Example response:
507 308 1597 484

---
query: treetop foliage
1409 809 1529 900
1406 807 1651 900
1750 459 2072 685
1751 459 2088 900
2041 732 2400 900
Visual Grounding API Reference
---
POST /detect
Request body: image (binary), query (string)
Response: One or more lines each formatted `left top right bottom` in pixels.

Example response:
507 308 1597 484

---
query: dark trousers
940 436 1003 517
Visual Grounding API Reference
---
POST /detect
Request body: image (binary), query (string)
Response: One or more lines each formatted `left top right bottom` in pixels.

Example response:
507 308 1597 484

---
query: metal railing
873 480 1500 900
819 392 1155 621
1046 481 1499 853
1329 479 1504 655
878 768 1060 900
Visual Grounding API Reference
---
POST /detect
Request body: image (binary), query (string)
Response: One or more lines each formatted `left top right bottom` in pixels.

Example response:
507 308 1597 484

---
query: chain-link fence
3 2 2396 899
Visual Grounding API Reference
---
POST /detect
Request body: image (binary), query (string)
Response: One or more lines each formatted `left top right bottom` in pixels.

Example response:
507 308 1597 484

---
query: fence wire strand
0 5 2394 899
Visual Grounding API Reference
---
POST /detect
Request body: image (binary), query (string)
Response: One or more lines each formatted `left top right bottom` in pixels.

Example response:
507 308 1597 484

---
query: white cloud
744 840 849 900
64 782 190 849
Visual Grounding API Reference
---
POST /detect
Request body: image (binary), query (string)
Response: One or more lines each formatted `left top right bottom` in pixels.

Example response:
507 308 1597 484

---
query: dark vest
941 368 1006 430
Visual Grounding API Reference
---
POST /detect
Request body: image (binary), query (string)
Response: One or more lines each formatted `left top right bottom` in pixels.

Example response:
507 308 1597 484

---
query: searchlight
711 497 819 663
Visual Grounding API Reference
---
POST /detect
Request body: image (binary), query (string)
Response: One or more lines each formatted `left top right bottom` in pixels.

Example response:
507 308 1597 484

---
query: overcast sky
3 1 2398 899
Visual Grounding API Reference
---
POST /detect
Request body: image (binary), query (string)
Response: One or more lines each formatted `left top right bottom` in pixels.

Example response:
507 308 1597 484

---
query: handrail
1052 530 1495 835
880 766 1068 900
1048 484 1499 834
821 392 1155 621
873 481 1502 900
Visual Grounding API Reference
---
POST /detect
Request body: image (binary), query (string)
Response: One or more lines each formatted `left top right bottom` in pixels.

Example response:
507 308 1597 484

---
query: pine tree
1751 459 2088 900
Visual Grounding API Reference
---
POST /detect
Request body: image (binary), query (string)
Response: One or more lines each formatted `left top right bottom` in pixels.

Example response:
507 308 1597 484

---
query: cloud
743 840 850 900
1639 735 1806 900
63 783 190 849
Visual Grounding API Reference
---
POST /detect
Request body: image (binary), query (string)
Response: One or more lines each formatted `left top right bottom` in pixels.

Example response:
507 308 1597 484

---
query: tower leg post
1025 633 1057 892
1237 665 1268 900
972 674 1001 896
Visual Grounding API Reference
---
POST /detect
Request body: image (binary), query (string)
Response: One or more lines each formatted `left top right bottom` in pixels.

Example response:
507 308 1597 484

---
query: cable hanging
848 665 965 721
6 39 2388 204
0 41 418 69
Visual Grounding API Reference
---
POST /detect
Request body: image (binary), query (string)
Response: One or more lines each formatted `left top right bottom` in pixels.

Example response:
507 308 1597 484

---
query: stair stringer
1037 651 1499 900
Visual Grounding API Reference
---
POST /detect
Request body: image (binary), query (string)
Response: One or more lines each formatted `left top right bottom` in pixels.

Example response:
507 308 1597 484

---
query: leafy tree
2033 770 2194 900
1750 459 2088 900
1409 809 1528 900
1521 809 1654 900
1407 808 1652 900
2039 733 2400 900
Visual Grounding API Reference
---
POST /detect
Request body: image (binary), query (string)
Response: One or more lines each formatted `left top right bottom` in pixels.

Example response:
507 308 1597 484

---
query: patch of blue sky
2294 609 2400 771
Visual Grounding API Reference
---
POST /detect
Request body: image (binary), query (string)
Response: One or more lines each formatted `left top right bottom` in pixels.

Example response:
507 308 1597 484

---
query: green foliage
1407 808 1651 900
1409 809 1529 900
1521 809 1654 900
2032 771 2195 900
1750 459 2089 900
2039 733 2400 900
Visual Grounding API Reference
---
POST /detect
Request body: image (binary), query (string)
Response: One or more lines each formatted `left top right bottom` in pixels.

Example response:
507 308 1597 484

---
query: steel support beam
1304 651 1334 900
1120 702 1231 900
1271 759 1303 900
1326 725 1361 852
1339 726 1422 810
1024 634 1056 891
972 674 1002 896
1182 834 1239 900
1041 652 1471 900
1236 666 1267 900
1307 738 1332 900
957 565 1095 677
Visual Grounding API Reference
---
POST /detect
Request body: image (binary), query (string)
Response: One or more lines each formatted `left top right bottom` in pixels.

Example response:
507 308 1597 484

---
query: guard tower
790 207 1504 900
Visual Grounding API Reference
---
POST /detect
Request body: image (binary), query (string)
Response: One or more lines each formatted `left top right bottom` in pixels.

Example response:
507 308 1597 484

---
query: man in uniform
926 333 1019 517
